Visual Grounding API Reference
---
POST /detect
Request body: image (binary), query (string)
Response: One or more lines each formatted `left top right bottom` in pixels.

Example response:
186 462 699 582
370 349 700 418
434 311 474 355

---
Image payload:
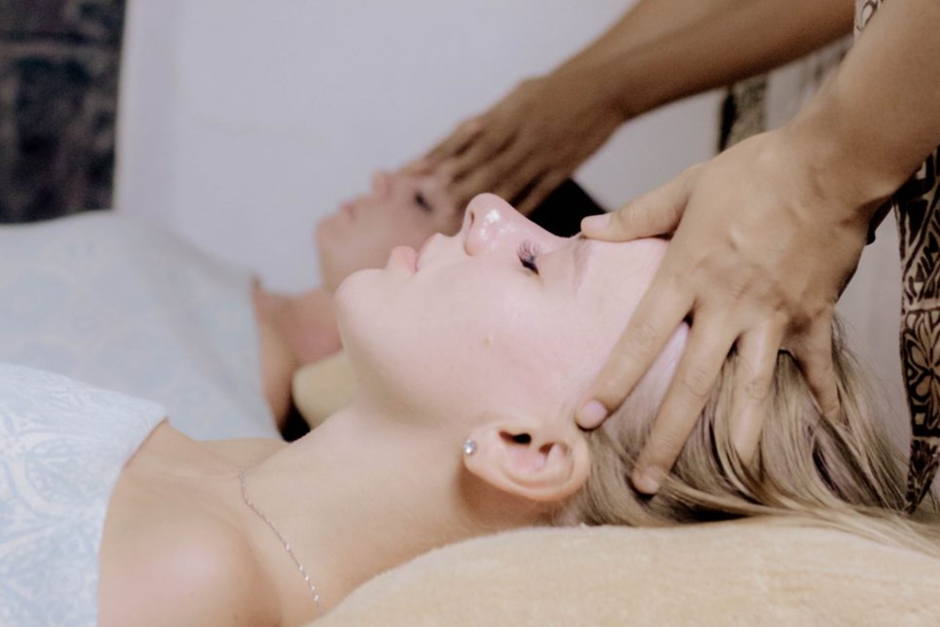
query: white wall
116 0 718 292
116 1 908 445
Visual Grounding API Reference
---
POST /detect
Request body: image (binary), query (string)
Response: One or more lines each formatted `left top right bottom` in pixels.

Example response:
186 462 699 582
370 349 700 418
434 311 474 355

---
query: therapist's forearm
786 0 940 213
556 0 854 120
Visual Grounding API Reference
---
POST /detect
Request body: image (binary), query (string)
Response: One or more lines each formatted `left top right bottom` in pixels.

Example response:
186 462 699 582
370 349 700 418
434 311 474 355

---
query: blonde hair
560 320 940 555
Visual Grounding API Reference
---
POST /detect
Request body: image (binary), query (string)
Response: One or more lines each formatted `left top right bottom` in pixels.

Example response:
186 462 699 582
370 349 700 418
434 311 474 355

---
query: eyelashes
414 191 433 214
517 240 540 275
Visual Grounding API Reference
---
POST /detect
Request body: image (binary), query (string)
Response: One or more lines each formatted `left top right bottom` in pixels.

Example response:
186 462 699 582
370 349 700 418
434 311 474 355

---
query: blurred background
0 0 122 222
3 0 720 288
0 0 907 445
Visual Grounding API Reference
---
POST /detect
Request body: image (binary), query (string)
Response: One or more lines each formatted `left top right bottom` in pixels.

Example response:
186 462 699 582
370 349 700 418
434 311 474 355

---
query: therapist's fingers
450 125 516 184
581 167 697 241
728 321 785 462
633 320 738 494
792 317 841 422
456 147 535 210
489 156 544 209
425 117 485 165
577 278 692 430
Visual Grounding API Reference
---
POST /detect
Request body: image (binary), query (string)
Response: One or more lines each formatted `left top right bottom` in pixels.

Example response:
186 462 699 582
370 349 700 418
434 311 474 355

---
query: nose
462 193 527 256
371 171 392 200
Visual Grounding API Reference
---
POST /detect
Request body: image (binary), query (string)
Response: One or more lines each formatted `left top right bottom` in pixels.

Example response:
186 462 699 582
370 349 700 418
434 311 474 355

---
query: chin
317 235 364 294
332 269 431 406
332 267 384 342
333 263 373 295
316 249 340 293
314 213 341 244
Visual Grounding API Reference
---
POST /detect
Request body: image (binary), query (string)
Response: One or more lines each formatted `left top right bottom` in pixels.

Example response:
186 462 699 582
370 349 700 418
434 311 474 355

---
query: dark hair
528 179 605 237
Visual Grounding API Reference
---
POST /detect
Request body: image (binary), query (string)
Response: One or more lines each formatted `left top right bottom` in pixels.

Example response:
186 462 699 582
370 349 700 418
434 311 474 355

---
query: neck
239 403 535 619
254 286 343 367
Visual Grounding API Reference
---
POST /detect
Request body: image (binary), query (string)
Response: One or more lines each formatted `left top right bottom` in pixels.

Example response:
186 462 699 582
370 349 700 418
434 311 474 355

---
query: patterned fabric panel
0 213 278 440
0 363 164 627
721 0 940 511
856 0 940 510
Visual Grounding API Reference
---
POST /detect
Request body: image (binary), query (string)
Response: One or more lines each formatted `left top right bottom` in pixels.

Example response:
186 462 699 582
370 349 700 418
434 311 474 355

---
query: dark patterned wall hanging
0 0 125 223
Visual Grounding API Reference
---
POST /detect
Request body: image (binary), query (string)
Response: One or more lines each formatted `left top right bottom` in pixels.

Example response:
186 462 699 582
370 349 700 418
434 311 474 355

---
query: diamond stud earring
463 439 477 456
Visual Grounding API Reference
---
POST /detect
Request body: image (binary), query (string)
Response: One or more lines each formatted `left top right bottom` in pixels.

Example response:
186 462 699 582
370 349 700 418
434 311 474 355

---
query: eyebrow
571 236 592 293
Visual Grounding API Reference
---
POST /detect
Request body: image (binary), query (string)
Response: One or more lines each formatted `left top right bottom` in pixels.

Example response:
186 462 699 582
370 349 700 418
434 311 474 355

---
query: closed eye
414 191 434 214
517 240 540 275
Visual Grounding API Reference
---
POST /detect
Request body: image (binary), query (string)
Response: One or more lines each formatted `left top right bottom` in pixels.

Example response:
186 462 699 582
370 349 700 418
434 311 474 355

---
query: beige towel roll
291 351 355 428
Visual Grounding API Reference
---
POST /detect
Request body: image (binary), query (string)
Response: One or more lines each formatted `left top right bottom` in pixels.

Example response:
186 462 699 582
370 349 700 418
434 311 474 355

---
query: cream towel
292 351 355 428
317 520 940 626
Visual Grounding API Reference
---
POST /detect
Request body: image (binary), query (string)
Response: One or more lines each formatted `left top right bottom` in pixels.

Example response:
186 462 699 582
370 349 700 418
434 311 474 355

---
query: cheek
407 276 546 399
337 266 596 417
389 217 439 249
379 197 444 241
418 282 587 406
319 227 407 282
362 213 437 260
314 213 345 247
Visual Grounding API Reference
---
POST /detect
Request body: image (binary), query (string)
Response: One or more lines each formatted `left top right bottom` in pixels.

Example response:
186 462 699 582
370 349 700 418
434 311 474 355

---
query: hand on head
576 128 874 494
334 189 906 536
408 69 625 215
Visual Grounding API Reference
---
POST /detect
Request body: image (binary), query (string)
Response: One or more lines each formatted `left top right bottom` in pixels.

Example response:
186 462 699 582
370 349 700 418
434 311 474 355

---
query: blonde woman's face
335 193 671 429
315 169 461 292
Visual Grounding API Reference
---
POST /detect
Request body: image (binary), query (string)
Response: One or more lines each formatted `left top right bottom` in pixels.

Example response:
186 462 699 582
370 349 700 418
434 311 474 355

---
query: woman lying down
2 194 937 626
0 171 598 440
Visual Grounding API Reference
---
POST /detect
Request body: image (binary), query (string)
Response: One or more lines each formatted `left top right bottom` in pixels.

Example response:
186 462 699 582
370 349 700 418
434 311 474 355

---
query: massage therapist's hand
415 68 625 215
576 129 876 494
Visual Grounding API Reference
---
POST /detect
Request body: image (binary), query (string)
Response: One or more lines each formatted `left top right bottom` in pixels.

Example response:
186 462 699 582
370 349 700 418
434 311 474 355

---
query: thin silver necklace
238 469 323 616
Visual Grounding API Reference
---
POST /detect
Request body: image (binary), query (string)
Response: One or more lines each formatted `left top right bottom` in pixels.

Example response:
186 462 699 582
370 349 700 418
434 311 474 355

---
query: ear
463 416 591 504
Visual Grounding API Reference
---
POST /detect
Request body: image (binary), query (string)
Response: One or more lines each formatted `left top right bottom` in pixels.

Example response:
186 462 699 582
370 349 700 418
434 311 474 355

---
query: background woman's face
315 170 461 292
335 194 671 428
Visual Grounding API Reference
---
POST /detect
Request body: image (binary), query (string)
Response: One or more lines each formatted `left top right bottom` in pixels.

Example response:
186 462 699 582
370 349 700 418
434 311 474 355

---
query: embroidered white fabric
0 364 165 627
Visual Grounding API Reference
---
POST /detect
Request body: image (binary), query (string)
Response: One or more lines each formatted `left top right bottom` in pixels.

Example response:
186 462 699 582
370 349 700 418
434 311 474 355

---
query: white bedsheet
0 212 278 440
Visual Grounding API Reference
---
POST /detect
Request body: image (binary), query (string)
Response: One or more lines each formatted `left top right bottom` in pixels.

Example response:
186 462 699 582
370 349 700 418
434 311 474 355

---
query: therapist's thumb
581 167 697 242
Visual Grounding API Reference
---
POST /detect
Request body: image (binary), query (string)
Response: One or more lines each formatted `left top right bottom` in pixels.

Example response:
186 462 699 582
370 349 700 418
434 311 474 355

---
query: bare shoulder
99 510 280 627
